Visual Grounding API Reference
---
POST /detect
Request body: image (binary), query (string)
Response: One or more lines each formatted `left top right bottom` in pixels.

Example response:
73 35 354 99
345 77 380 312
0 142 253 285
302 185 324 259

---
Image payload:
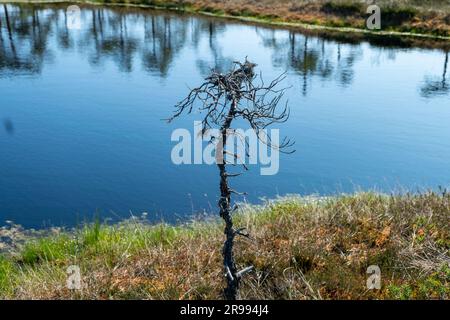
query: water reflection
420 51 449 98
1 4 448 98
1 4 450 228
258 30 362 95
0 4 51 75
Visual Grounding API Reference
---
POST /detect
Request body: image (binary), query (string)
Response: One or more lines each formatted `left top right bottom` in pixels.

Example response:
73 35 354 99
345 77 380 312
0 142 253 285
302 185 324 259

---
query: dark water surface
0 4 449 228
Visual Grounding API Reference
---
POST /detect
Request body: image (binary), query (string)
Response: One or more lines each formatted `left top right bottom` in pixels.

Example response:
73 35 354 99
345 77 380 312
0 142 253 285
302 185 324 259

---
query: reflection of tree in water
0 4 53 75
194 20 234 77
335 43 362 88
255 28 362 95
79 9 141 73
0 5 204 77
290 33 319 96
420 51 449 98
141 14 189 76
82 8 227 76
1 4 447 100
55 7 73 50
369 46 397 66
2 4 361 87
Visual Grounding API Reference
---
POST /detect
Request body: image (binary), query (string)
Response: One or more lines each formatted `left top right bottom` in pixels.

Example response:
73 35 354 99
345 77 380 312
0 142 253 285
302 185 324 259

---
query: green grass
0 256 14 292
0 192 448 299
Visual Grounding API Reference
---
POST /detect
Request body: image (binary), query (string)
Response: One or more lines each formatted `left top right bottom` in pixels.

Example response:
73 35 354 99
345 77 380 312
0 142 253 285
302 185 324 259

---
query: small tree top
168 59 295 154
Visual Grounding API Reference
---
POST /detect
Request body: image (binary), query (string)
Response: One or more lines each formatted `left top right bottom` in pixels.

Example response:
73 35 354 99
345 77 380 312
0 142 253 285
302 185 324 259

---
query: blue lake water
0 4 449 228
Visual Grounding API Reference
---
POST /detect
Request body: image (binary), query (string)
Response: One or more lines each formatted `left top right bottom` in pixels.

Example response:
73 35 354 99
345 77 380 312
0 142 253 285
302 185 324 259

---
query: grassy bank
132 0 450 37
0 192 449 299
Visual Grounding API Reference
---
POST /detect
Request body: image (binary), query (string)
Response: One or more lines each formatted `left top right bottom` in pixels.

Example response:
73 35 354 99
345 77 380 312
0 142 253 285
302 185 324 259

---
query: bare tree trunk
170 60 292 300
218 99 239 300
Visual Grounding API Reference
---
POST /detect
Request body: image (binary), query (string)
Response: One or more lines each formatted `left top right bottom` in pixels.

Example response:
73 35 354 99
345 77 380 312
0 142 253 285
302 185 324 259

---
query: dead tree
169 59 294 299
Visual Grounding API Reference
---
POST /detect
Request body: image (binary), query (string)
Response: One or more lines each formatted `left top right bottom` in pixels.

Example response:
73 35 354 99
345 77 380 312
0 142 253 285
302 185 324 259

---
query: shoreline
1 0 449 50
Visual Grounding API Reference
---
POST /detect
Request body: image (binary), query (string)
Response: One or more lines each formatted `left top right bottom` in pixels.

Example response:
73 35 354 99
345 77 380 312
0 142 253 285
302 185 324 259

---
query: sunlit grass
0 192 448 299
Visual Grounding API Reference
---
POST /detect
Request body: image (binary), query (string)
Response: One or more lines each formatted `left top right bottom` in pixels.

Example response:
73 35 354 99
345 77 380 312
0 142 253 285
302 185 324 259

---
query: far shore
1 0 449 50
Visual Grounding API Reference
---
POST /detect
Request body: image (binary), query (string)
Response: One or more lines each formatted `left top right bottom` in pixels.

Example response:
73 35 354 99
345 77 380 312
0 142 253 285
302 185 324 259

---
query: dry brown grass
135 0 450 36
0 192 449 300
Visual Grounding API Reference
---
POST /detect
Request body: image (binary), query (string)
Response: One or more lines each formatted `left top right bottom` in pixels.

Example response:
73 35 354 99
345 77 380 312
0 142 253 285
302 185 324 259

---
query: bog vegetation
93 0 450 36
0 192 448 299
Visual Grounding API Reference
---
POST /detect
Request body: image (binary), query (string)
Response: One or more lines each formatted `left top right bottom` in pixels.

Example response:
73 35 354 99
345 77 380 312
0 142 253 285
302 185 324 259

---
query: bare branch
169 59 294 300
